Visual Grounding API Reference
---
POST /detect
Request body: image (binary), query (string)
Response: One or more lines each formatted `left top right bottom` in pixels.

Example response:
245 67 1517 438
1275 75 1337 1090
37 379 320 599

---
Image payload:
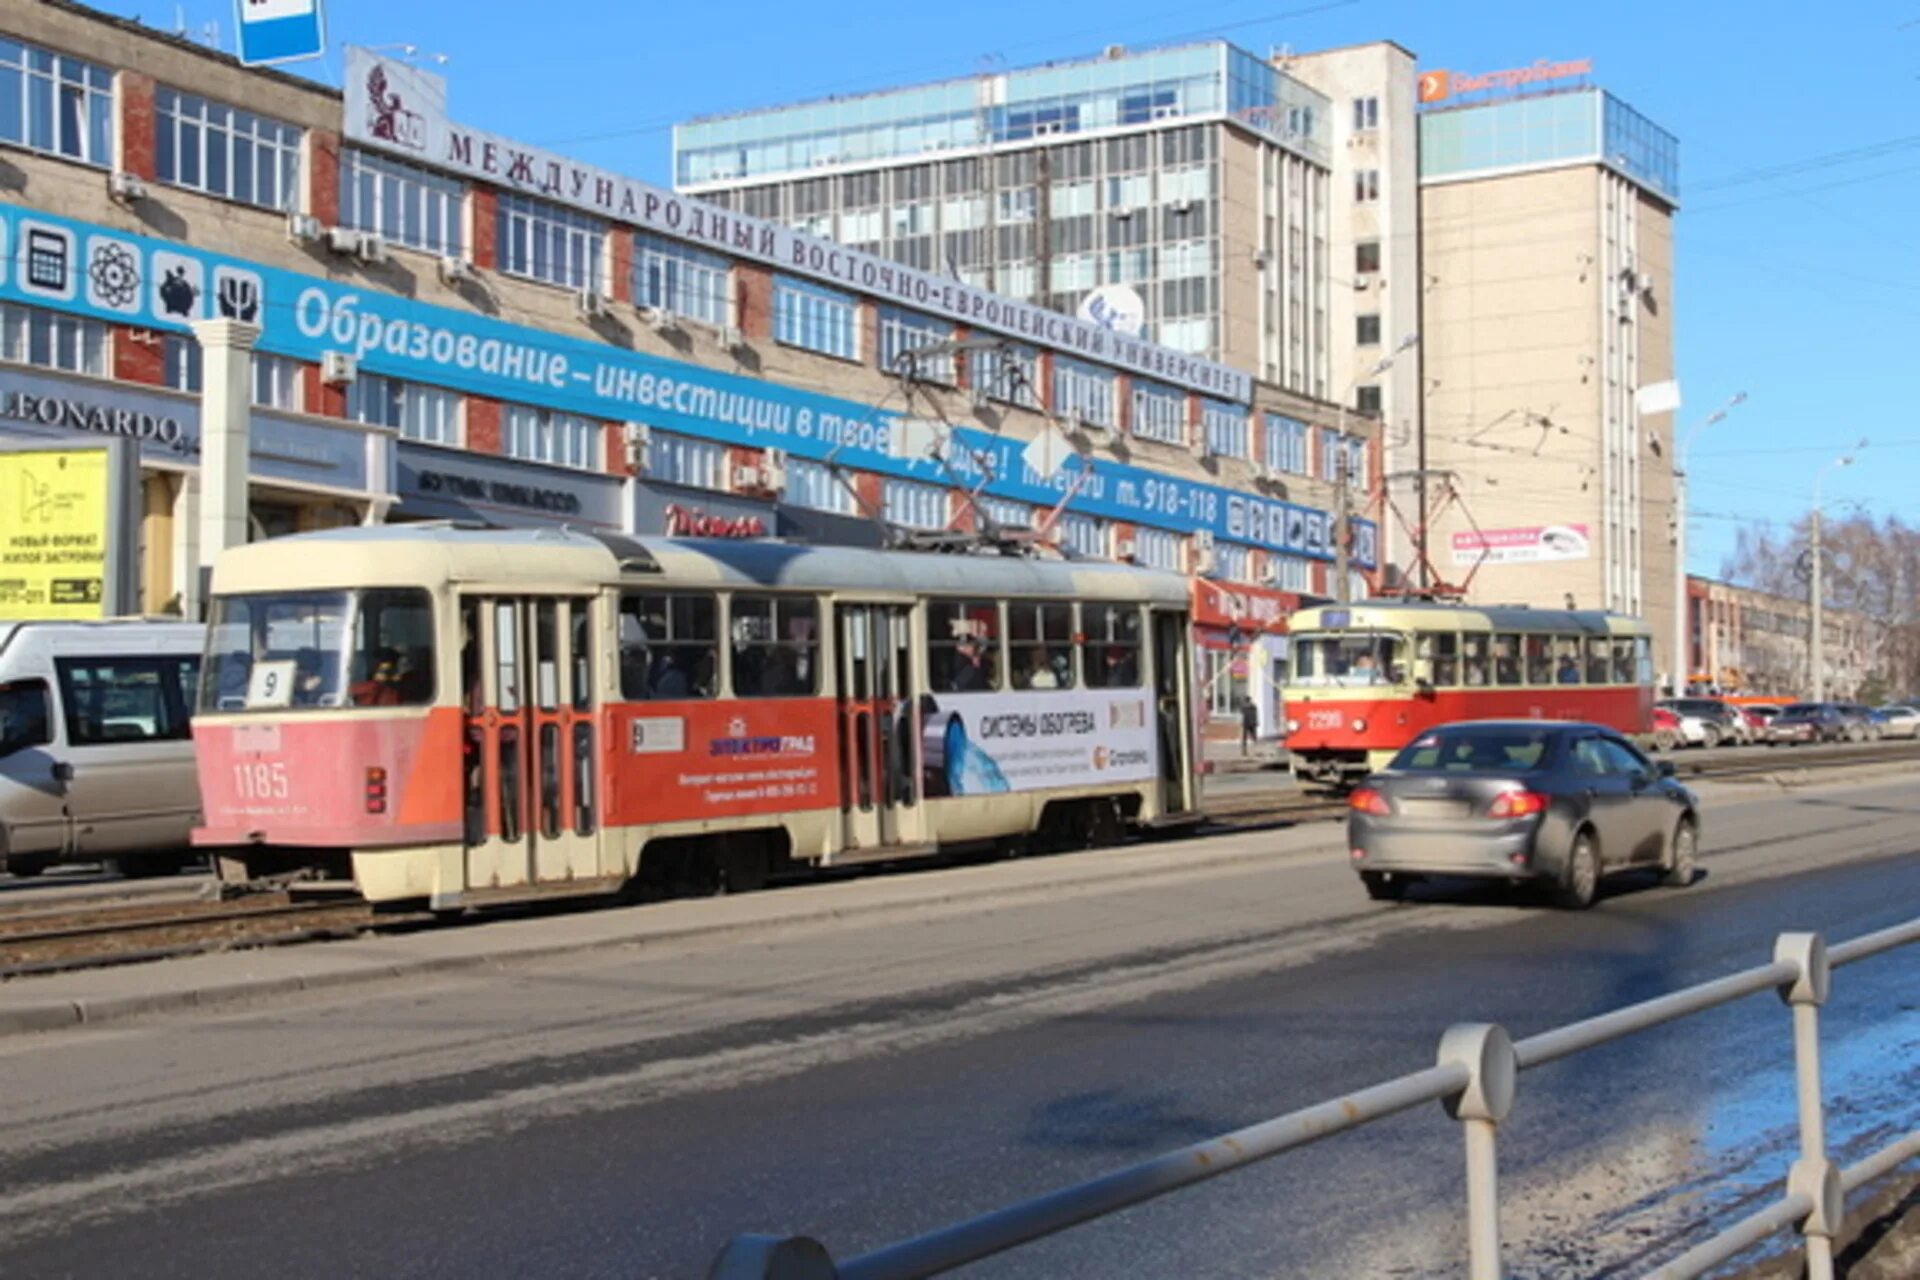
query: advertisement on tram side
610 699 839 824
919 689 1157 798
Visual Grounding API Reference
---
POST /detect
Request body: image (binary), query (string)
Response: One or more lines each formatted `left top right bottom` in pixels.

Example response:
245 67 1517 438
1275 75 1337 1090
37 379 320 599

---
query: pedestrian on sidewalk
1239 695 1259 756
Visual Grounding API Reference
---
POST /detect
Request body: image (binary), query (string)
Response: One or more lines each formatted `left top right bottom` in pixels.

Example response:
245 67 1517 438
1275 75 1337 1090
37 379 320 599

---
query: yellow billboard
0 448 111 620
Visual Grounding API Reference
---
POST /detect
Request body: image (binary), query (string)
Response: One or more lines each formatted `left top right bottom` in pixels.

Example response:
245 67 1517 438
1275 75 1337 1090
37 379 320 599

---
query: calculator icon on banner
19 222 76 300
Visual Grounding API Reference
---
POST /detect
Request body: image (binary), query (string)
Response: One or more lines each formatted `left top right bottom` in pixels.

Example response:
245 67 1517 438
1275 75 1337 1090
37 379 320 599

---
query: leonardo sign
341 49 1251 404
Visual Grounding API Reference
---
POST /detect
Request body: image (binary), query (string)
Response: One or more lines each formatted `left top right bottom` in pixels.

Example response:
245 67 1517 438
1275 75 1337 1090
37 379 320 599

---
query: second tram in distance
1279 601 1656 786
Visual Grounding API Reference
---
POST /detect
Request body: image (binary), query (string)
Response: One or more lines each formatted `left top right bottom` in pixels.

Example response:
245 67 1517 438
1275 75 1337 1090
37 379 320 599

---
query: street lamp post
1335 333 1418 603
1672 392 1747 695
1810 441 1865 702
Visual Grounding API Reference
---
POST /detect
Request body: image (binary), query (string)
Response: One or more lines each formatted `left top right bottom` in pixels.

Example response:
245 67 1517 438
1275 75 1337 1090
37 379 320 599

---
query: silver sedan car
1347 721 1701 909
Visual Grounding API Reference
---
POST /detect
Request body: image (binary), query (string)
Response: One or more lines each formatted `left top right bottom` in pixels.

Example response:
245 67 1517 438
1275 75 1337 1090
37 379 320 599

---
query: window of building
617 593 717 700
884 477 947 530
1059 512 1106 559
927 599 999 692
1354 168 1380 203
1320 429 1366 483
504 404 598 469
0 302 105 375
1355 385 1383 416
1132 380 1184 445
785 458 856 515
1271 554 1312 592
340 149 464 255
1356 313 1382 347
0 39 113 166
633 233 730 327
730 595 819 697
1264 414 1308 474
976 495 1032 531
1009 602 1074 690
877 306 953 382
251 353 302 411
1052 358 1116 428
773 276 857 360
1083 604 1141 687
348 373 460 444
1134 527 1180 570
974 343 1038 408
155 88 302 210
1201 399 1247 459
645 430 725 490
1352 96 1380 132
1355 240 1381 275
162 334 199 391
497 193 605 291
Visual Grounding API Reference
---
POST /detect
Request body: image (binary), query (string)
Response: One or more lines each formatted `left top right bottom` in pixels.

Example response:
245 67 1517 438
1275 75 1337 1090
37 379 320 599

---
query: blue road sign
235 0 325 67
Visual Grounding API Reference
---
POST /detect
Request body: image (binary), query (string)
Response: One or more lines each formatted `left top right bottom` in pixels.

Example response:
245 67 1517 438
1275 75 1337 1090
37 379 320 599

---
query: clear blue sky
97 0 1920 578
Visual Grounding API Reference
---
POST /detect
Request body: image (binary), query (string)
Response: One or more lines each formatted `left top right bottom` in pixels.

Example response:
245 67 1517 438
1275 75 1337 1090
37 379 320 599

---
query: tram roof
208 524 1193 604
1288 600 1651 636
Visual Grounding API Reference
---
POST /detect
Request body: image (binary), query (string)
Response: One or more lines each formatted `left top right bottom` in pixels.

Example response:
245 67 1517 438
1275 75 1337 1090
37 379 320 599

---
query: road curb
0 828 1334 1038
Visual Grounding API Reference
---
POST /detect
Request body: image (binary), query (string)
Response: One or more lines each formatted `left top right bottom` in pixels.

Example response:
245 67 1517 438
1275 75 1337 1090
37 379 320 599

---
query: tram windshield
200 589 437 712
1290 631 1407 687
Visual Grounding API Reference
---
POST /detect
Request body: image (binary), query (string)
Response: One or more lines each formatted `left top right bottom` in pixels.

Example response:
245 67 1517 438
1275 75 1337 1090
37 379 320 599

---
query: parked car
1657 698 1748 746
1765 702 1849 745
1831 703 1882 742
1650 707 1708 752
1744 704 1784 734
1347 720 1700 909
1875 706 1920 739
0 620 206 878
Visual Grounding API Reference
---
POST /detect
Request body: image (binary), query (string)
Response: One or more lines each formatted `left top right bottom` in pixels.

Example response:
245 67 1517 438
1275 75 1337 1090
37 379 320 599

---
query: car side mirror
1656 760 1676 779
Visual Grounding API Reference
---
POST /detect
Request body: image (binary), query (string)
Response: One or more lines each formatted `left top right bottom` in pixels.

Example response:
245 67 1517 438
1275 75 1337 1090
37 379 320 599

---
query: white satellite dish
1077 284 1146 338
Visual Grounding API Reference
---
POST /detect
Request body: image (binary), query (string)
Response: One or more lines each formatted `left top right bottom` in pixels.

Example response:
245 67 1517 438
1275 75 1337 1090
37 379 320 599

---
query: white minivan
0 619 206 878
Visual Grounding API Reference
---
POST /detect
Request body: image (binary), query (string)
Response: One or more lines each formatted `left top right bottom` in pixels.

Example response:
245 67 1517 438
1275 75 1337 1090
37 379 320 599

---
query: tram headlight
1285 718 1300 734
1350 718 1368 733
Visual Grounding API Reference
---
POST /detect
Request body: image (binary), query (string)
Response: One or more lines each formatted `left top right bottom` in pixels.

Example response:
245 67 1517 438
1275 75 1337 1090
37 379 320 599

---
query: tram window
535 601 559 712
1586 637 1611 684
731 596 820 697
1492 634 1522 686
1293 632 1404 686
1010 602 1074 690
204 588 434 712
1554 638 1584 685
618 593 717 700
349 590 436 707
1418 633 1459 687
928 600 1000 693
1635 636 1655 685
572 722 596 835
570 603 593 712
494 603 521 715
1462 635 1490 687
1083 604 1142 688
1524 635 1553 685
1611 638 1637 685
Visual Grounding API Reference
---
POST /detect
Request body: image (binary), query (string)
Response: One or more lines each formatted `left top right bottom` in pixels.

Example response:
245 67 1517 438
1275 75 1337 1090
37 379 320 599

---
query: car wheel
1361 871 1409 902
1653 728 1677 752
1700 725 1722 749
1847 724 1865 743
1553 830 1599 910
1662 818 1698 888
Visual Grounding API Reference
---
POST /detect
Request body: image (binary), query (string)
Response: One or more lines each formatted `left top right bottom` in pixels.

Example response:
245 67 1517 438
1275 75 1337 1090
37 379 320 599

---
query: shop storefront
0 367 394 613
1192 578 1313 742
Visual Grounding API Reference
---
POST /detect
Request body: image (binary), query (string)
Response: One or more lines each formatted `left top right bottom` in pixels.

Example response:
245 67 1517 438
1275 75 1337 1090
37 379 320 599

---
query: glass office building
677 42 1334 394
1419 88 1679 205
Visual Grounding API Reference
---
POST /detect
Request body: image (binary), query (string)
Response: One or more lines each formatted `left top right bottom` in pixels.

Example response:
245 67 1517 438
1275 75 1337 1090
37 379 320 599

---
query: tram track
3 739 1915 982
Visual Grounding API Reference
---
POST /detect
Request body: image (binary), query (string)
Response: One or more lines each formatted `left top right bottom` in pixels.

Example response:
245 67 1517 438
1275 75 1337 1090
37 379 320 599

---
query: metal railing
709 917 1920 1280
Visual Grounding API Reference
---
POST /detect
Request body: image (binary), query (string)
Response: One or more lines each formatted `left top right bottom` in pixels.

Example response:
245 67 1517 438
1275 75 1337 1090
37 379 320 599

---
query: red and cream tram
1280 601 1656 786
191 526 1201 906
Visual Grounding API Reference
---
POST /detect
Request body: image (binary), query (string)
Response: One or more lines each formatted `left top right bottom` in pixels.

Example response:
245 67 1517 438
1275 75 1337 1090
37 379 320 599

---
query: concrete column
171 472 200 618
191 318 260 615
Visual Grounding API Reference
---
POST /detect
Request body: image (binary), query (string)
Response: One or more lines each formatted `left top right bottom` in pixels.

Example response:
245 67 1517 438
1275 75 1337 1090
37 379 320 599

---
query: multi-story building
1417 75 1683 682
1687 577 1876 701
0 2 1378 738
676 41 1341 398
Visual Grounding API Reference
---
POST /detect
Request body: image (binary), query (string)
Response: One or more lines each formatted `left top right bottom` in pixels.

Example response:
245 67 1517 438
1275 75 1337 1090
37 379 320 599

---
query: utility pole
1673 393 1747 696
1809 442 1864 702
1334 445 1351 603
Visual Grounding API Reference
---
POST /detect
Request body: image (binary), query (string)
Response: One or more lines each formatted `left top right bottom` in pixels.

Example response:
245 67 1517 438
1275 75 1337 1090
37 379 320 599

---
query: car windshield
201 589 437 712
1290 631 1406 687
1389 727 1553 773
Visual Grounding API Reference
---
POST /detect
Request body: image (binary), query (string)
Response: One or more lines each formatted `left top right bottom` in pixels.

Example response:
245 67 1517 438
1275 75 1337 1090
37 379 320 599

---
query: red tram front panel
1286 684 1654 760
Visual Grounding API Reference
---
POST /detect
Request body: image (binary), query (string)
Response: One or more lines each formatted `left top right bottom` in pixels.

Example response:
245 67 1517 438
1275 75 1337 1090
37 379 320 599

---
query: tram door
1151 609 1197 817
460 596 600 891
835 603 918 852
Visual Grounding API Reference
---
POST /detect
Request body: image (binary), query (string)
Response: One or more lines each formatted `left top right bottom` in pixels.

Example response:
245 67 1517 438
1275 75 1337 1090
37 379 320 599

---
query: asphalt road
0 773 1915 1279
